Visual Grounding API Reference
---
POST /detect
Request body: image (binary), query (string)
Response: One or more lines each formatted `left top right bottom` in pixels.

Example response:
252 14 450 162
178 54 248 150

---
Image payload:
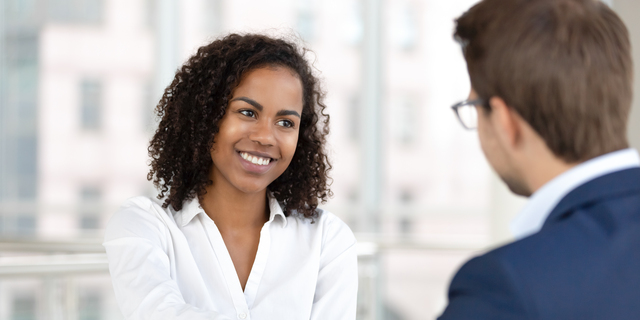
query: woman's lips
237 151 276 174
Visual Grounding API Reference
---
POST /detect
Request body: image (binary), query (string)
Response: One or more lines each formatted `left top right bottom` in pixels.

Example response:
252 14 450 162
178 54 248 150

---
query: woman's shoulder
120 195 170 212
104 196 174 243
290 208 356 244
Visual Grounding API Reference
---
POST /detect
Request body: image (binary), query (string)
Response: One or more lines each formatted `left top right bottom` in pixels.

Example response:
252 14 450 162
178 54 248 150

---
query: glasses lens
457 104 478 129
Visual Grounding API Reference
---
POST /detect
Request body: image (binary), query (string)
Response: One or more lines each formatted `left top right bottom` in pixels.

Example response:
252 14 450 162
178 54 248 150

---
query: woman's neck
200 184 269 231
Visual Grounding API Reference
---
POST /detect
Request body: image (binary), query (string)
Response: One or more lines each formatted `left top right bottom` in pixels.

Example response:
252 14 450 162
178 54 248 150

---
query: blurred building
7 0 488 319
4 0 636 319
0 0 500 319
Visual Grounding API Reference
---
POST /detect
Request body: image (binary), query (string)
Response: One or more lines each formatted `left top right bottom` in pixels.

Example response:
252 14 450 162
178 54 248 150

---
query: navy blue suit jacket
438 168 640 319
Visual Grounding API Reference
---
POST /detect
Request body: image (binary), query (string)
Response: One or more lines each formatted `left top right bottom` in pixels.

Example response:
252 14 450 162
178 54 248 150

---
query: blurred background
1 0 639 319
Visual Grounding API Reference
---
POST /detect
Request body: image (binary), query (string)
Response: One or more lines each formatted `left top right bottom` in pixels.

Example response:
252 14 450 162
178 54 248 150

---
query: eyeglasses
451 99 485 130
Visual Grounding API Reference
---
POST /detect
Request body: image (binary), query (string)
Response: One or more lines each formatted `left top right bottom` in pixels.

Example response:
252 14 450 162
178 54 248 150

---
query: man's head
455 0 633 195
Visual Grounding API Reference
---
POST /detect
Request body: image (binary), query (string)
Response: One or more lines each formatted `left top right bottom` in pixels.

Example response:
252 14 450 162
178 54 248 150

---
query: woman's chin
233 181 271 195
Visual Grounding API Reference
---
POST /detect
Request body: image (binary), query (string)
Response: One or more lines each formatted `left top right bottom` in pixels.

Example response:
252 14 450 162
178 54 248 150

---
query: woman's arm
103 197 232 320
309 213 358 320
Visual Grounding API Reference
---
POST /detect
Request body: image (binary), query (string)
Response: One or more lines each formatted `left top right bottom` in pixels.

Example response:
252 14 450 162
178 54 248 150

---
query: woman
103 34 357 320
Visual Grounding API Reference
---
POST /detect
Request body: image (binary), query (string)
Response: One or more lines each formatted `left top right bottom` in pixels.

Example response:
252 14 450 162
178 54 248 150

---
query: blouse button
238 313 247 319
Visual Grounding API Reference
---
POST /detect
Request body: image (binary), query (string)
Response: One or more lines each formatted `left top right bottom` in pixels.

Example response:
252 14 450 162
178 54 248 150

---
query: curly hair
147 33 332 219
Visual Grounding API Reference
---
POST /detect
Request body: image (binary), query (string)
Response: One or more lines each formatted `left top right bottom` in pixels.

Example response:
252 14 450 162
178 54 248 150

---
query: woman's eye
239 110 256 118
277 119 295 128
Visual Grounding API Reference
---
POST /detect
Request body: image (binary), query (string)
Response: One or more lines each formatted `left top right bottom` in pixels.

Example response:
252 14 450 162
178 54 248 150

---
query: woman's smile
237 150 277 174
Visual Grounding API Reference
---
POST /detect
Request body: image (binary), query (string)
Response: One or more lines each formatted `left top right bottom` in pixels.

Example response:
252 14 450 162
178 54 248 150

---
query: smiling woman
102 34 357 320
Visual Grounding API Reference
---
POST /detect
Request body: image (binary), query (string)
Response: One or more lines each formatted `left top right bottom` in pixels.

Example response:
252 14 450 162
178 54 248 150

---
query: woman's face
209 67 304 195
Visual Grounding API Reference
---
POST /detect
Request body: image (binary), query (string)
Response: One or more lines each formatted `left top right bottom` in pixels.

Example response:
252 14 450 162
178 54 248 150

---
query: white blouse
103 196 358 320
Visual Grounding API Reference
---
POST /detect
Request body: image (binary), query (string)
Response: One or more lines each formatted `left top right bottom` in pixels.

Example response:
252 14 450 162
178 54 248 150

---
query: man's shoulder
449 186 640 320
544 167 640 227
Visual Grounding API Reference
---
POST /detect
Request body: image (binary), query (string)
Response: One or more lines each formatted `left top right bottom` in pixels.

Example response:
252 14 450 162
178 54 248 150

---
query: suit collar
542 167 640 229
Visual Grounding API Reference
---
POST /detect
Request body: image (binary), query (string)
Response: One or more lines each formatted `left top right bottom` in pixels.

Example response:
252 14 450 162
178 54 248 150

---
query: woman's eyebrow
231 97 263 111
232 96 301 118
276 110 301 118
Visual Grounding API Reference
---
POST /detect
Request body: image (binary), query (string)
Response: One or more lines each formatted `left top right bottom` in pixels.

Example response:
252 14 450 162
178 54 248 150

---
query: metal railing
0 237 484 320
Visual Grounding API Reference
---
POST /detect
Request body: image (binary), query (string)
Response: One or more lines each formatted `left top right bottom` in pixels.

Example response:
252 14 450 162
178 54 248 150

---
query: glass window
202 0 222 35
79 186 102 230
389 1 418 51
48 0 103 24
392 95 419 144
348 95 360 142
78 291 102 320
296 0 315 42
12 294 36 320
81 79 102 131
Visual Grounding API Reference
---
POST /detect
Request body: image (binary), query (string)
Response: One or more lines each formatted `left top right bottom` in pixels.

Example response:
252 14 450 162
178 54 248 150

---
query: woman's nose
249 119 276 146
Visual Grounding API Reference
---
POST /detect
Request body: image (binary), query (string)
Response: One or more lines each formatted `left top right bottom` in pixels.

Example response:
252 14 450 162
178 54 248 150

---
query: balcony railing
0 237 483 320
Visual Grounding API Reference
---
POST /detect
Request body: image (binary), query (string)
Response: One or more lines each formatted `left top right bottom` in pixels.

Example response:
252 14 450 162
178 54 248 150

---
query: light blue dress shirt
510 148 640 239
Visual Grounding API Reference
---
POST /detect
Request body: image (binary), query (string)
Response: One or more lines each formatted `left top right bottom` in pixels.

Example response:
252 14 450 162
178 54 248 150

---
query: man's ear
488 96 522 148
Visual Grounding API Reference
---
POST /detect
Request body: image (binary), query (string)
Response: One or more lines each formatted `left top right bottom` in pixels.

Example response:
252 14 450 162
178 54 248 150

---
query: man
440 0 640 319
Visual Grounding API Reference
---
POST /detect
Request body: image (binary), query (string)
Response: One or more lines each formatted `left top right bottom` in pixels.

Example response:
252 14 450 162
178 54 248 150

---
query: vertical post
0 0 8 209
43 276 64 320
361 0 383 319
361 0 383 235
155 0 181 98
65 277 78 320
614 0 640 150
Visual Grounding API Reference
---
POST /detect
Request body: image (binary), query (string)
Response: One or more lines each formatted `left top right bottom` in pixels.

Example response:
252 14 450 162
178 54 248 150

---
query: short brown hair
455 0 632 162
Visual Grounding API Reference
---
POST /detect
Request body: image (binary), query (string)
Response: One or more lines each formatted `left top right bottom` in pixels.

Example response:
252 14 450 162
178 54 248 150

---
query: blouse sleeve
309 212 358 320
103 197 232 320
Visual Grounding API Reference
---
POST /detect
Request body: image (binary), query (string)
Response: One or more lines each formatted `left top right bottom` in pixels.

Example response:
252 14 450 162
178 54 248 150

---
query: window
16 136 37 199
12 294 36 320
2 33 39 200
343 0 363 46
348 95 361 142
0 214 36 236
142 81 157 131
48 0 103 24
78 291 102 320
79 186 101 230
398 189 414 234
392 95 419 144
80 79 102 130
389 1 418 51
296 0 315 42
202 0 222 35
0 32 39 237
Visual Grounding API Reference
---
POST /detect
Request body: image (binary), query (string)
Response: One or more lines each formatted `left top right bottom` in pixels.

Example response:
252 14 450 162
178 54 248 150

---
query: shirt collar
175 193 288 228
510 148 640 239
267 195 288 228
175 196 204 227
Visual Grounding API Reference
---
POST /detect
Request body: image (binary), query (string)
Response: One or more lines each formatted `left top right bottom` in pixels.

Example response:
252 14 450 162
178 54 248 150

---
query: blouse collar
175 193 288 228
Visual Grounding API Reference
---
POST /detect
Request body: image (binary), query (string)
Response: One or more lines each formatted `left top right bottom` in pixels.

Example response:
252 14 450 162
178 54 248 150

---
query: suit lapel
542 167 640 229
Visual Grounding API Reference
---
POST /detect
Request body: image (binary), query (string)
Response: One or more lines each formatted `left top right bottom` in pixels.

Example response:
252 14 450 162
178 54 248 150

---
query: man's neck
519 153 579 195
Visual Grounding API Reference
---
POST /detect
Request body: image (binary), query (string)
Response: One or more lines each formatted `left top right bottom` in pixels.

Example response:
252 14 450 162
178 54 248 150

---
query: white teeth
240 152 270 166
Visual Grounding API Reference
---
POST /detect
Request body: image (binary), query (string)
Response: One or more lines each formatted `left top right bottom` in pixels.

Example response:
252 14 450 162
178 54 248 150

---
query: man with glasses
440 0 640 319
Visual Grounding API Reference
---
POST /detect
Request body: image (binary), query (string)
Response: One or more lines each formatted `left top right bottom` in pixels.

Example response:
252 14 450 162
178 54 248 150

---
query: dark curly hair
147 33 332 219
